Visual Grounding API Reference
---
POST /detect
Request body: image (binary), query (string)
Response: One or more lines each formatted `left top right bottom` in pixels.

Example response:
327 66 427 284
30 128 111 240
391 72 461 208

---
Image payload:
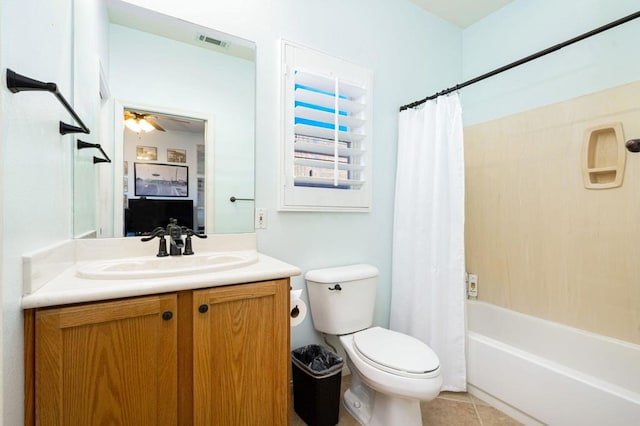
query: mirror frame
113 100 215 236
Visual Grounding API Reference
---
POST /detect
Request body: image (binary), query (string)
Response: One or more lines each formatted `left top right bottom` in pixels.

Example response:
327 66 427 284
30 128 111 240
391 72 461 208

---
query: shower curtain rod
399 10 640 112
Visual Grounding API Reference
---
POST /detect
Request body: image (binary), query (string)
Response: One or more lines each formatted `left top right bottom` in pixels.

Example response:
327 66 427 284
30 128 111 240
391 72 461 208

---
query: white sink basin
76 251 259 280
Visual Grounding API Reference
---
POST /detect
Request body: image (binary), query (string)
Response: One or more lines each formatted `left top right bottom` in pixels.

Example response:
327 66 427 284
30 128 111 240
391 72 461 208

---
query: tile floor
291 375 521 425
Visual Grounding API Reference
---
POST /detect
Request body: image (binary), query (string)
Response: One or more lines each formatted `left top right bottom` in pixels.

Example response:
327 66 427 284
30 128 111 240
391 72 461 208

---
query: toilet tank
305 264 378 335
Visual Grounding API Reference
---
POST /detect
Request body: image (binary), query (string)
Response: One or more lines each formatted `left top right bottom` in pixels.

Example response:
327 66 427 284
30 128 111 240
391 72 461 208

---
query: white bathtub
466 300 640 426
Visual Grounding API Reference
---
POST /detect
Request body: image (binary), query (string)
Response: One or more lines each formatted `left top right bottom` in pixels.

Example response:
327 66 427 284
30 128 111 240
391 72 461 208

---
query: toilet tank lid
305 264 379 283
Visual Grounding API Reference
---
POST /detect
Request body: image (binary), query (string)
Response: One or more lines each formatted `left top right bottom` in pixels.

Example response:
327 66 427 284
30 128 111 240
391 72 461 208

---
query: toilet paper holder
290 289 307 327
291 304 300 318
289 286 300 318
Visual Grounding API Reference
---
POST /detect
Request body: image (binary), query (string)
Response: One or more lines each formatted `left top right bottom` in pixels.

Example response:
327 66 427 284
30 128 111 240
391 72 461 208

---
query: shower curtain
390 94 466 391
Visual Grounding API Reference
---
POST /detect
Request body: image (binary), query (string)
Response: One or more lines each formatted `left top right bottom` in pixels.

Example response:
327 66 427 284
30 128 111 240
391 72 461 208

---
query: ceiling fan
124 111 166 133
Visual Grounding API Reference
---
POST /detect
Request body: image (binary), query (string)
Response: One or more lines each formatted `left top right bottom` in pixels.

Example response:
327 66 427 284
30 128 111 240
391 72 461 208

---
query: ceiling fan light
125 116 155 133
125 118 142 133
138 118 155 132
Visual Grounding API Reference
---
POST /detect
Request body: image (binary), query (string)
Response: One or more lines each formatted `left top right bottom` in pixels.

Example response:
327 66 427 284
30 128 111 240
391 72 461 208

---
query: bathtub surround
391 94 466 391
465 81 640 345
460 0 640 423
464 84 640 420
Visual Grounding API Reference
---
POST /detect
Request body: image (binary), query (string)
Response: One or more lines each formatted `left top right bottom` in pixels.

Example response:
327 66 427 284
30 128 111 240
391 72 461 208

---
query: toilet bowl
339 328 442 425
305 264 442 426
342 327 442 398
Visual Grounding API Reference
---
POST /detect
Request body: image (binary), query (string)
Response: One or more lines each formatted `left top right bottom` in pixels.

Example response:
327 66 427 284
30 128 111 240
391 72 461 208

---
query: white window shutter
280 41 373 212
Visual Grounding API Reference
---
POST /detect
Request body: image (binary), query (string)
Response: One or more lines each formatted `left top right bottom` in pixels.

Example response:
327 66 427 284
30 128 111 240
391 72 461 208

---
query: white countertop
22 234 301 309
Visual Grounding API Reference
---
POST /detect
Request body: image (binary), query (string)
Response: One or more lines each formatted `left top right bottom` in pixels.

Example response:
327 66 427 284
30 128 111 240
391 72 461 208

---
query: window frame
280 40 373 212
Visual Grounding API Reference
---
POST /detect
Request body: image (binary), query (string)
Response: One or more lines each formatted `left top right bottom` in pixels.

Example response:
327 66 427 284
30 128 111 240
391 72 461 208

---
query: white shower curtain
390 94 466 391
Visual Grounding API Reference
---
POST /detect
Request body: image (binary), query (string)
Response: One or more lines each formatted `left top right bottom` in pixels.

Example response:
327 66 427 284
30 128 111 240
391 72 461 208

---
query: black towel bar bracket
77 139 111 164
6 68 90 134
60 122 88 135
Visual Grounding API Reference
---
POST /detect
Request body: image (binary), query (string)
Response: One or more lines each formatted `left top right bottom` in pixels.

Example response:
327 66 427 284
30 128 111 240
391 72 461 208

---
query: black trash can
291 344 344 426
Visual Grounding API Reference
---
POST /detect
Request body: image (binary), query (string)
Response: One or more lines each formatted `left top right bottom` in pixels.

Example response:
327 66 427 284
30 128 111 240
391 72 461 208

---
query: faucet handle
182 229 207 256
183 236 194 256
141 227 166 242
140 228 170 257
156 235 169 257
183 228 208 239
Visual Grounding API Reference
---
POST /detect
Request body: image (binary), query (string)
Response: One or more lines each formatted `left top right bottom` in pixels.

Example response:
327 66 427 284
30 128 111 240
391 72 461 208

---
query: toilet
306 264 442 426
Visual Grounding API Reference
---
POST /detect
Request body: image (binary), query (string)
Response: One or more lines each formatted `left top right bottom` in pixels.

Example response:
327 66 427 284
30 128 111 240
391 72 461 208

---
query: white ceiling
153 114 205 134
126 109 205 134
410 0 514 28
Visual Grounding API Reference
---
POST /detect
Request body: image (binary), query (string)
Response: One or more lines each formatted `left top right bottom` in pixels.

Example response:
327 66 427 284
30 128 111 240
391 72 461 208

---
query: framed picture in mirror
167 148 187 163
136 146 157 161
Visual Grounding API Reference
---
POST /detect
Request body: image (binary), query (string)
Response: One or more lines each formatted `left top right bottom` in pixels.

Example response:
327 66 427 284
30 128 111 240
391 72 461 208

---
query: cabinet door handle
162 311 173 321
198 304 209 314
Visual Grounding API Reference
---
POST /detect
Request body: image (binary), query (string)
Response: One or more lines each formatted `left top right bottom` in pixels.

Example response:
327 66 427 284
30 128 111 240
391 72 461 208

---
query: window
280 41 372 211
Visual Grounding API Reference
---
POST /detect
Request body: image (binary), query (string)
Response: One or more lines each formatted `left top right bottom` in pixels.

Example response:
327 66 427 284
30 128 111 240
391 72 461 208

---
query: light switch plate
468 274 478 297
255 208 267 229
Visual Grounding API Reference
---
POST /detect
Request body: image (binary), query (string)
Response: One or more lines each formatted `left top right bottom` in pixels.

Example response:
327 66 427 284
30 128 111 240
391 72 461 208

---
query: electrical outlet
468 274 478 298
255 208 267 229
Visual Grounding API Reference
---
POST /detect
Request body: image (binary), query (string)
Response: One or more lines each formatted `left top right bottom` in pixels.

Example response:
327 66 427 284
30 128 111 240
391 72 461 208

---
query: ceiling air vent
197 34 229 48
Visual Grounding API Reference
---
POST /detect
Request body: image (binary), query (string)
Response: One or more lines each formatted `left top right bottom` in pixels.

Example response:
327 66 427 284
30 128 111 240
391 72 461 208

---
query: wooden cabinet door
35 294 178 426
192 279 290 426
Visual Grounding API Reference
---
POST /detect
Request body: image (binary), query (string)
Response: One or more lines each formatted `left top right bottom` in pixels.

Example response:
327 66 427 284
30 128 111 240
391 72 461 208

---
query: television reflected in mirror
125 198 194 236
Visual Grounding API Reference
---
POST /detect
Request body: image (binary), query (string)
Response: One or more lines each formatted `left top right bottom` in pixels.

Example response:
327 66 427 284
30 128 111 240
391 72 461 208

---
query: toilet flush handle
328 284 342 291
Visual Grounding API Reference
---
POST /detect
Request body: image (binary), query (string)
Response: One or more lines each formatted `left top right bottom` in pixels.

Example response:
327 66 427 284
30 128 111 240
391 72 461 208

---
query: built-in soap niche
581 123 626 189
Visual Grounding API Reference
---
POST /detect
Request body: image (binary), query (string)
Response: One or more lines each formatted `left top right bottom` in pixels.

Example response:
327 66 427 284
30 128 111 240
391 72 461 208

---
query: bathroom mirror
73 0 256 238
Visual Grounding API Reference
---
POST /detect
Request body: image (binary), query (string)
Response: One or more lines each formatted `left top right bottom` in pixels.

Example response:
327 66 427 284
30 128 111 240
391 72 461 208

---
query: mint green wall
0 0 461 423
462 0 640 126
1 1 75 424
126 0 463 350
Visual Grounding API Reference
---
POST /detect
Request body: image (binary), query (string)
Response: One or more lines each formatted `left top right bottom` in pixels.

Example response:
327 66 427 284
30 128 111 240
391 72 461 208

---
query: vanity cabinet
24 279 290 426
191 280 290 424
30 294 178 426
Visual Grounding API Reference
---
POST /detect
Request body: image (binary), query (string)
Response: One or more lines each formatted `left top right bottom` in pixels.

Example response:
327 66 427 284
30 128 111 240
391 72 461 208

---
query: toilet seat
352 327 439 379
